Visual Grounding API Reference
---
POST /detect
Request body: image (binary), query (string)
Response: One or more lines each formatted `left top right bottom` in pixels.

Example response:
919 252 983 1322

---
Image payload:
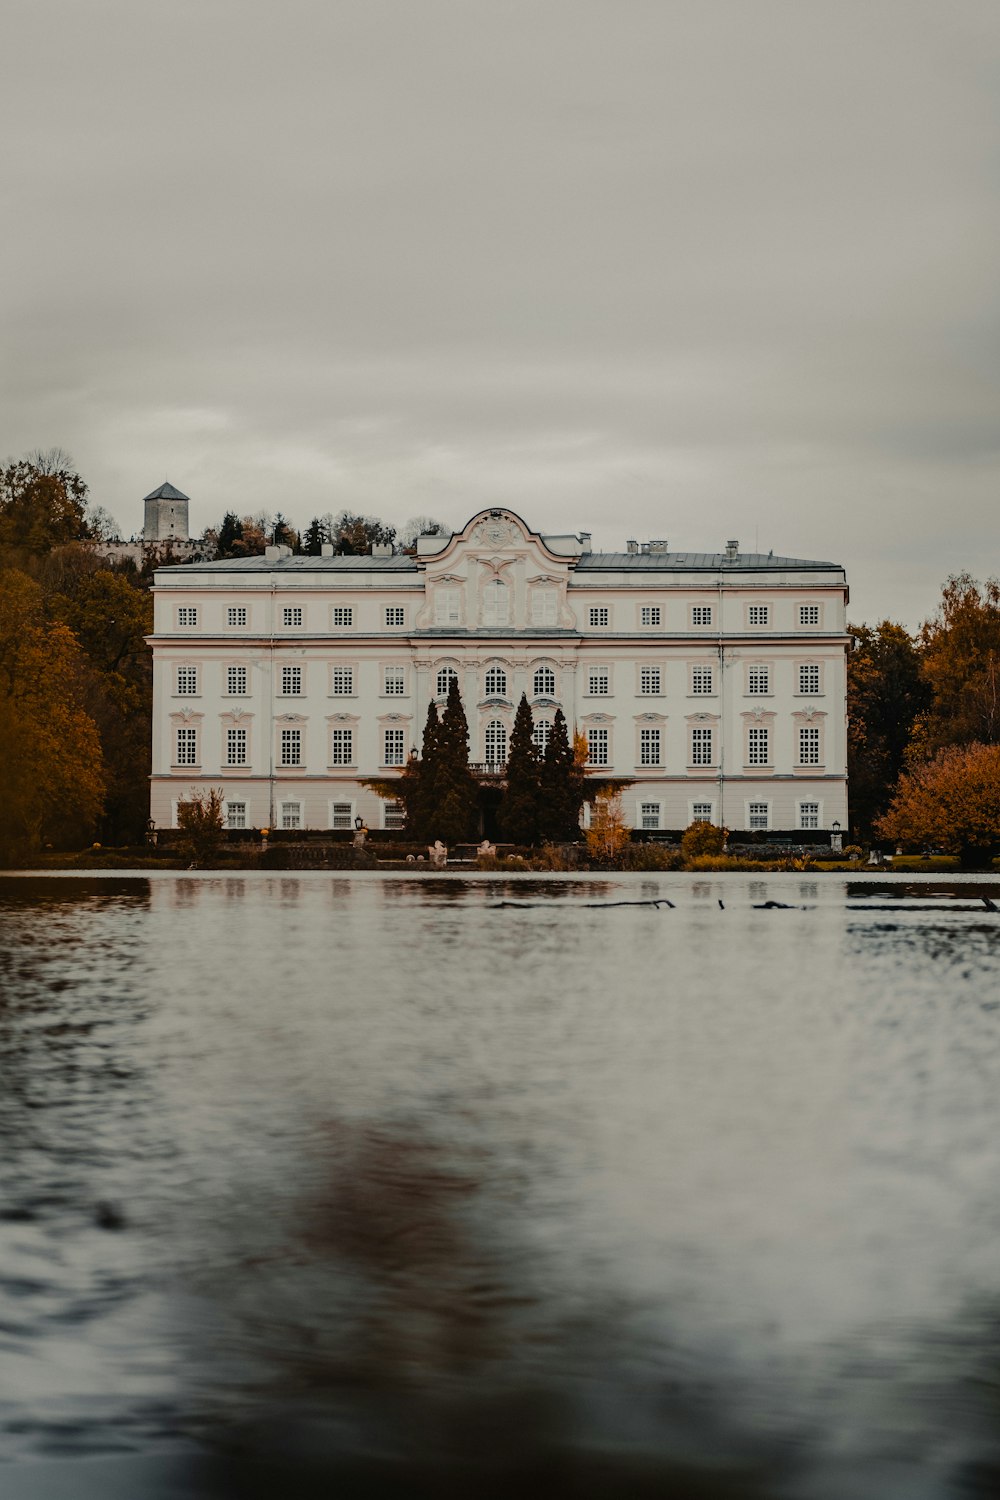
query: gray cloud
3 0 999 625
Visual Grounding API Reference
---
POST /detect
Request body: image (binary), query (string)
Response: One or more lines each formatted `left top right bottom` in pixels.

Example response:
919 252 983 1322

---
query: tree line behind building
1 452 998 863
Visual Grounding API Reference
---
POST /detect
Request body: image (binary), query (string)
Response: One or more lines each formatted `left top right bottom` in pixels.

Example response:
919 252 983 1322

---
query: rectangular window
384 728 406 766
586 728 609 765
640 802 661 829
176 666 198 695
329 728 353 765
747 665 770 695
691 665 714 694
384 666 406 696
330 666 353 695
280 728 302 766
587 669 610 695
588 606 610 627
177 606 198 627
332 606 354 627
226 728 247 766
434 589 461 625
639 728 661 766
799 604 821 626
330 801 354 830
640 605 661 626
692 802 713 822
799 801 820 829
748 802 769 831
691 605 712 626
798 726 821 765
384 606 406 627
280 802 301 830
639 666 661 695
283 606 303 627
226 665 247 695
531 590 557 625
747 726 770 765
227 606 247 627
748 604 770 626
691 727 713 765
798 664 820 694
280 665 302 695
383 799 406 831
226 801 247 829
176 727 198 765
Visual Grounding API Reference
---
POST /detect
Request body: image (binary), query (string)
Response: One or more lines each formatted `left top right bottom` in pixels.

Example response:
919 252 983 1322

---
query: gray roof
575 551 841 571
156 553 420 574
156 548 841 576
143 481 190 502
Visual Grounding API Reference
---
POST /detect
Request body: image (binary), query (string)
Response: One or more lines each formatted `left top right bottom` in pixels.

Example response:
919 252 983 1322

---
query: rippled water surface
2 871 1000 1499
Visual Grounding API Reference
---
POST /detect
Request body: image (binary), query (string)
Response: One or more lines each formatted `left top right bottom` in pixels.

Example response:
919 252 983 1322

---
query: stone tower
143 482 190 542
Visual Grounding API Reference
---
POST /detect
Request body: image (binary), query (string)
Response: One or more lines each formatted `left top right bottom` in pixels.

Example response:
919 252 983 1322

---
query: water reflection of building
148 508 848 834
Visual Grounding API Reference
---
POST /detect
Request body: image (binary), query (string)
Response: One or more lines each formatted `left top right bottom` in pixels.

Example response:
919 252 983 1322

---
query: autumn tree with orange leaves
0 571 105 858
876 743 1000 866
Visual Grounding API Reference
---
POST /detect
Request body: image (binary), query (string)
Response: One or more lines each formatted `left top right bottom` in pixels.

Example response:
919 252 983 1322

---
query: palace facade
149 508 849 835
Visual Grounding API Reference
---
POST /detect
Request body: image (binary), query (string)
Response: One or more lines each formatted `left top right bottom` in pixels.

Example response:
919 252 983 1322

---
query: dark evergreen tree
271 513 294 548
302 516 328 556
430 677 479 843
539 707 584 841
498 693 542 844
216 511 243 558
407 700 443 839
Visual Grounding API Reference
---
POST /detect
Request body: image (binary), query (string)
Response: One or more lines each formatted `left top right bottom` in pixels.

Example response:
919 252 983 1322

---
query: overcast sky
3 0 998 624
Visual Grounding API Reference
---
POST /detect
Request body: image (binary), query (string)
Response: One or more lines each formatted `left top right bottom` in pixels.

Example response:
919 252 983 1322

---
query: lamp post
831 819 843 854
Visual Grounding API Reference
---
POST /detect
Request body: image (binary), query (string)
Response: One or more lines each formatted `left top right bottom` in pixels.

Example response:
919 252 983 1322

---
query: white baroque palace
149 508 848 835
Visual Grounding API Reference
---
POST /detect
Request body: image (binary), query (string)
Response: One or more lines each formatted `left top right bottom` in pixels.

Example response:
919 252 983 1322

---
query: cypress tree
539 708 584 841
498 693 542 845
431 677 479 843
409 699 443 840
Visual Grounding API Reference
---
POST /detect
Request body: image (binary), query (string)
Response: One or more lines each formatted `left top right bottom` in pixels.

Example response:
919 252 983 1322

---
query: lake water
2 871 1000 1499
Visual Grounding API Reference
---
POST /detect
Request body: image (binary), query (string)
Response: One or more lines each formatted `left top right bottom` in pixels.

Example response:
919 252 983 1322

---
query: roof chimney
320 542 334 557
371 542 394 557
626 539 639 554
725 539 739 560
647 539 668 554
579 531 592 553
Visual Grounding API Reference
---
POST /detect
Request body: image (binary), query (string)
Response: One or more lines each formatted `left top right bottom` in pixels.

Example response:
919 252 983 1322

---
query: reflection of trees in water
184 1120 780 1498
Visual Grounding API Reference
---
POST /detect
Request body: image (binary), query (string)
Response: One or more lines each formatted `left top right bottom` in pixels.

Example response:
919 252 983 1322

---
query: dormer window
482 580 510 626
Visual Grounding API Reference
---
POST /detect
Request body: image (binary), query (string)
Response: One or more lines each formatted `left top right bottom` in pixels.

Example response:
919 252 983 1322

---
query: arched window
532 718 552 753
482 580 509 626
484 666 507 697
436 666 458 697
533 665 556 697
485 720 507 768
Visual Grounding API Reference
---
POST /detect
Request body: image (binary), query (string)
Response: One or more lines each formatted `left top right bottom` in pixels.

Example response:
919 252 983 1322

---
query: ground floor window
798 801 820 830
640 801 661 830
690 802 713 823
748 802 769 831
280 802 302 830
226 801 247 829
330 801 353 830
383 799 405 830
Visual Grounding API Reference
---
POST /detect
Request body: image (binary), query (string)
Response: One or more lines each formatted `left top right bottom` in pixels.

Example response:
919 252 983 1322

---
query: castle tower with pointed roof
143 482 190 543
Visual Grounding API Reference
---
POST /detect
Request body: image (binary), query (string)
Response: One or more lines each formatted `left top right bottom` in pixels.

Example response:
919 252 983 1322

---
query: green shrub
680 821 726 861
622 843 682 871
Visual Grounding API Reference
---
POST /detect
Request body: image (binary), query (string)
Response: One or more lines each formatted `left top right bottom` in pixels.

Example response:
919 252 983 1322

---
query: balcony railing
469 761 507 776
